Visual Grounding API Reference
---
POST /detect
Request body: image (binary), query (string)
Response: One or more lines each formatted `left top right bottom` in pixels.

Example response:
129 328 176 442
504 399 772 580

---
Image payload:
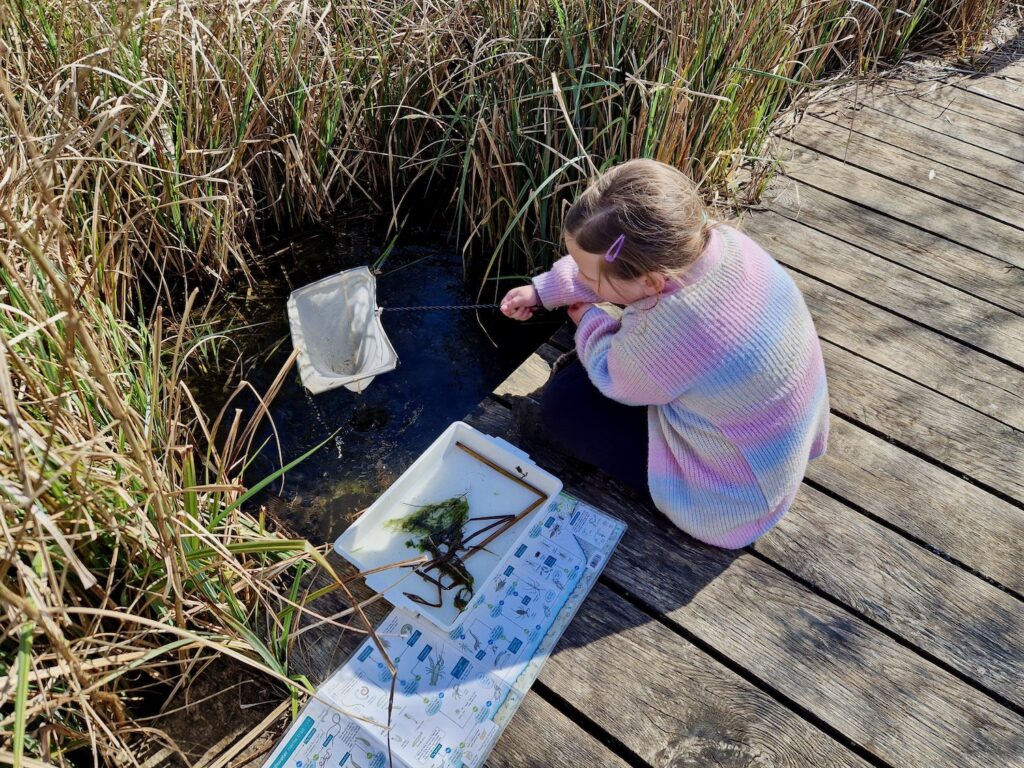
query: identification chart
264 494 626 768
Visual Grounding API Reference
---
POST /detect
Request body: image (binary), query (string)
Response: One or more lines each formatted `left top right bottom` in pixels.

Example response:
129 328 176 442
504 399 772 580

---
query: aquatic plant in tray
387 493 530 612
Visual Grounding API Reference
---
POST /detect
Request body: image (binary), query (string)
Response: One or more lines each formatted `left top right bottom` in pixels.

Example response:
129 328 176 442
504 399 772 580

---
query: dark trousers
539 352 653 504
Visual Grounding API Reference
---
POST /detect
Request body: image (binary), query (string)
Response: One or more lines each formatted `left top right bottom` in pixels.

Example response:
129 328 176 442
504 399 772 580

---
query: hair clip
604 233 626 262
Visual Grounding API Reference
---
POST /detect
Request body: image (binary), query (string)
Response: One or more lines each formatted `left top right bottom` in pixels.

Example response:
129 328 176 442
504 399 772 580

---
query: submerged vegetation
0 0 1004 763
388 496 477 610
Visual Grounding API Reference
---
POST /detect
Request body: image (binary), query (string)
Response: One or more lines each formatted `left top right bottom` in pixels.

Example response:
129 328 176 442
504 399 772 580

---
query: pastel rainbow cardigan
531 225 830 549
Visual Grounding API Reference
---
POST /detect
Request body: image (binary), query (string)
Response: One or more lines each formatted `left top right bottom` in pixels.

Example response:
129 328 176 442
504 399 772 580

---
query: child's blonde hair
563 158 711 284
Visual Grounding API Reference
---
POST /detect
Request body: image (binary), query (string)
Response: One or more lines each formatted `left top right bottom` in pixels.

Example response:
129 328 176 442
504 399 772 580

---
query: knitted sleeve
531 255 602 310
574 306 690 406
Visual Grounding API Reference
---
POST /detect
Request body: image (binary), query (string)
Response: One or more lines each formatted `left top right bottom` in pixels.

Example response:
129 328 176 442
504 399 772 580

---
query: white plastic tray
333 421 562 630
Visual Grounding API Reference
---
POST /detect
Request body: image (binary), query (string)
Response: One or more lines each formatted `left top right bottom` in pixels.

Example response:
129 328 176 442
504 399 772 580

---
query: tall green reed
0 0 1004 307
0 209 351 762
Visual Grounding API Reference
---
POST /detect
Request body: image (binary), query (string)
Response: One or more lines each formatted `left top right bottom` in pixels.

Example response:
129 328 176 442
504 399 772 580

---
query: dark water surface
209 217 560 543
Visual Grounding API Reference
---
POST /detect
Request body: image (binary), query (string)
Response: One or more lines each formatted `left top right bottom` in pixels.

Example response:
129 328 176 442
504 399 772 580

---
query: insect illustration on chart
494 574 507 592
516 577 541 601
427 653 445 686
547 522 562 538
467 628 483 651
401 710 423 729
354 735 374 750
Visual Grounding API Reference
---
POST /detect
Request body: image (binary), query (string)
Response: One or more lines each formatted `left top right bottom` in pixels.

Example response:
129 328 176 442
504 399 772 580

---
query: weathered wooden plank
786 113 1024 228
609 508 1024 768
954 75 1024 112
762 176 1024 315
467 397 1024 767
536 582 872 767
814 102 1024 194
755 483 1024 709
861 88 1024 163
807 415 1024 595
485 693 631 768
744 209 1024 368
790 267 1024 430
776 140 1024 265
822 339 1024 503
493 347 558 401
904 80 1024 135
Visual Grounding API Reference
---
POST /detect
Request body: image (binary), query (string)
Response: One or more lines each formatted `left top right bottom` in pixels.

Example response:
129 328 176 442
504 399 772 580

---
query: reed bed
0 203 361 763
0 0 1004 764
0 0 1005 299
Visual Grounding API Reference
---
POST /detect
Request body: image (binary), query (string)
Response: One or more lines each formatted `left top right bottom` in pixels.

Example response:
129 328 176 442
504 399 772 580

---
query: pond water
211 217 561 543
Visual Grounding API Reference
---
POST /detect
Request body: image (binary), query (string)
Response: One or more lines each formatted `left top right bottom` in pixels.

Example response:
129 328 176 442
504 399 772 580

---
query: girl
500 159 829 549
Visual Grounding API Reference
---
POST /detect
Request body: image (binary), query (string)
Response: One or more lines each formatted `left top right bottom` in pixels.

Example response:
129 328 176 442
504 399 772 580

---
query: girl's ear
643 271 667 296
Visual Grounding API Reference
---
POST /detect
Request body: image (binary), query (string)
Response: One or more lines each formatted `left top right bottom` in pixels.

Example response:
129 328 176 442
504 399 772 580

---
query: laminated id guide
263 493 626 768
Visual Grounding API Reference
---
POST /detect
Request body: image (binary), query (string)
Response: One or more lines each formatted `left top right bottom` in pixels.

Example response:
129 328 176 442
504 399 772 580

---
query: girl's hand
568 302 595 325
501 285 540 321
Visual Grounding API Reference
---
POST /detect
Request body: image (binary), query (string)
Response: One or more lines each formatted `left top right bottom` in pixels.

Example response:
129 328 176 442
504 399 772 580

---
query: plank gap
824 404 1024 514
595 575 896 768
774 145 1024 268
784 135 1024 237
745 545 1024 720
776 252 1024 377
530 681 654 768
756 197 1024 320
865 90 1024 162
802 475 1024 605
812 110 1024 197
951 79 1024 112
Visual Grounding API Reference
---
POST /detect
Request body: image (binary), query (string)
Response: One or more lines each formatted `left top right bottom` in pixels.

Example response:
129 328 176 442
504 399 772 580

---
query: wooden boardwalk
470 59 1024 767
276 55 1024 768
